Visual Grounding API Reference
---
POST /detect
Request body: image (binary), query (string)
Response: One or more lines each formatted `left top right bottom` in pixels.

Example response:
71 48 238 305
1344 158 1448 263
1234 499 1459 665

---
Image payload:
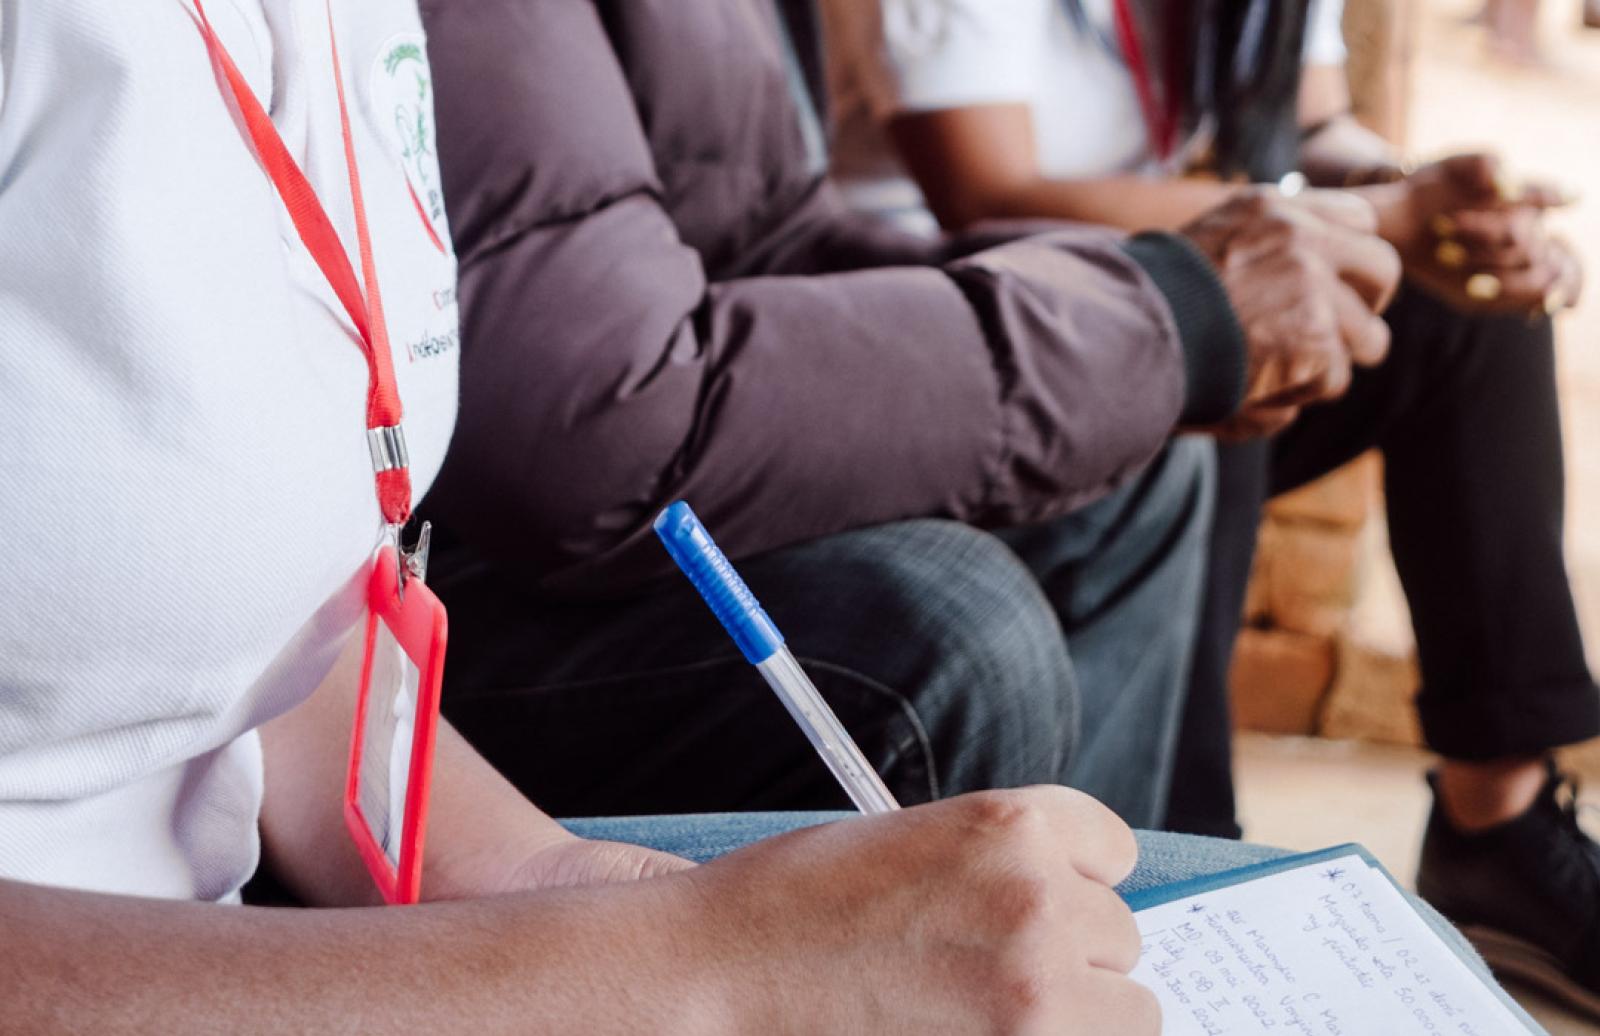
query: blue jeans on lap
564 813 1285 897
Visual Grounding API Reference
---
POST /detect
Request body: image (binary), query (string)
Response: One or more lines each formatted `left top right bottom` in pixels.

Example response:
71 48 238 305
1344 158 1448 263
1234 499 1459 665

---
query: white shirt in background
0 0 460 902
822 0 1349 227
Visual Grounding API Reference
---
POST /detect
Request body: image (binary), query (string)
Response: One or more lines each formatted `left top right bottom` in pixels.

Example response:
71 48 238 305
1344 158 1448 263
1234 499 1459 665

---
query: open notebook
1126 845 1547 1034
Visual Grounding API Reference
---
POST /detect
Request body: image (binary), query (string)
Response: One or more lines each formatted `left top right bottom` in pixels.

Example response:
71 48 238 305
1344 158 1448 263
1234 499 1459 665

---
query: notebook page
1130 853 1536 1035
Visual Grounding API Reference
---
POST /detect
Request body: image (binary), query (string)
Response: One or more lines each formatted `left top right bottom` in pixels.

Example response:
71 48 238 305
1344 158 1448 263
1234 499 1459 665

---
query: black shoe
1417 760 1600 1019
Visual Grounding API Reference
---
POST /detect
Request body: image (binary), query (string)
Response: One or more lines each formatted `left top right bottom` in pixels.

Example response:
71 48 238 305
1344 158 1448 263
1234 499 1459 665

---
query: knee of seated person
883 521 1068 686
1132 436 1217 534
1158 434 1216 496
767 520 1077 793
1389 285 1557 370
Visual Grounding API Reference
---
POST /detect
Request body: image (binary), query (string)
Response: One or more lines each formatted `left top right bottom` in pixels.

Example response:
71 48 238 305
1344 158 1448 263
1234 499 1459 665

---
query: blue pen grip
654 502 785 665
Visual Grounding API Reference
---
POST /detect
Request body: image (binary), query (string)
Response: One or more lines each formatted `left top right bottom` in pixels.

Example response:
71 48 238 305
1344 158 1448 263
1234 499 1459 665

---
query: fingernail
1467 273 1503 301
1545 287 1569 315
1430 214 1458 238
1435 240 1468 269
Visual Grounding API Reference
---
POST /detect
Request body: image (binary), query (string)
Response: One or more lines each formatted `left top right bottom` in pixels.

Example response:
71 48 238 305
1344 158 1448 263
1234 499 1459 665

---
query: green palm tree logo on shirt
378 40 446 234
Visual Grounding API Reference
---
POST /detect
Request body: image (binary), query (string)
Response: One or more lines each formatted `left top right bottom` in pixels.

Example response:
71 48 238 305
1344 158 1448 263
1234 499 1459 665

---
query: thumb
630 846 701 880
563 841 699 885
518 839 698 891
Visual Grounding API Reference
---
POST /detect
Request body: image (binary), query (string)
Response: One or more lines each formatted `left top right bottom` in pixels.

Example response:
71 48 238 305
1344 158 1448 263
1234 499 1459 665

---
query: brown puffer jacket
417 0 1245 595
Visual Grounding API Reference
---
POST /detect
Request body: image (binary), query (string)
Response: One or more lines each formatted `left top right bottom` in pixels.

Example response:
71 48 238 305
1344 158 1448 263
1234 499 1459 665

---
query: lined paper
1131 854 1536 1034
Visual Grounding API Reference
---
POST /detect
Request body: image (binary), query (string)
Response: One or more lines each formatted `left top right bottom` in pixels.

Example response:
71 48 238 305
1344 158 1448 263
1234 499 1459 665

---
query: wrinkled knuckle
985 869 1053 936
1280 235 1314 263
1278 216 1311 249
961 790 1034 835
1281 251 1319 286
990 967 1052 1035
1302 300 1335 335
1250 214 1292 253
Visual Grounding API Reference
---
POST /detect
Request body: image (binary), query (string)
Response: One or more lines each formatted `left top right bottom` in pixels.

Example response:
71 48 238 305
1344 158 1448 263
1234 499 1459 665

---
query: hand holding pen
653 501 1153 1033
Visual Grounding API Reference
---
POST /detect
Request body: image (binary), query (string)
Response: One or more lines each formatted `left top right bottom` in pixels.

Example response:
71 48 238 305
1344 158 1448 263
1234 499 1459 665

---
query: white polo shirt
0 0 459 902
823 0 1348 225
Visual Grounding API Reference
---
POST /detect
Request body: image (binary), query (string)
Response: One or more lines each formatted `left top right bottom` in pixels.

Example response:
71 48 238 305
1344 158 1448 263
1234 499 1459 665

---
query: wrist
1356 179 1423 252
1121 231 1248 425
498 868 748 1035
632 869 755 1036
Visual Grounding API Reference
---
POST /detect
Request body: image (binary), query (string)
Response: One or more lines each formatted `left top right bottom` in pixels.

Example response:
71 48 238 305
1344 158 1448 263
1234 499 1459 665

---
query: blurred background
1237 2 1600 1027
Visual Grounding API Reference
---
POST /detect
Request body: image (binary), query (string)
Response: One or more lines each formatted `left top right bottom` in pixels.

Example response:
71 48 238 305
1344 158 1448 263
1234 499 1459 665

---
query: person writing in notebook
0 1 1387 1032
822 0 1598 1012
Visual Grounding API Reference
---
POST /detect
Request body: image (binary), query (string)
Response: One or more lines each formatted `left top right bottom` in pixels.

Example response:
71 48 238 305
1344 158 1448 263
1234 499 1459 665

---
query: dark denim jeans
431 438 1214 829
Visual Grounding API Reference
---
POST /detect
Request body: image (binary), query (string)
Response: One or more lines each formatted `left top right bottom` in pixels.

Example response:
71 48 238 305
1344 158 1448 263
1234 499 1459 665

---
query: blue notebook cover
1127 843 1547 1034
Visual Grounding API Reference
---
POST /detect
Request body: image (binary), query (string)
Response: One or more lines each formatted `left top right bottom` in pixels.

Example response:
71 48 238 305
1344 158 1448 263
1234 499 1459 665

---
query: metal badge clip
388 521 432 600
370 422 424 599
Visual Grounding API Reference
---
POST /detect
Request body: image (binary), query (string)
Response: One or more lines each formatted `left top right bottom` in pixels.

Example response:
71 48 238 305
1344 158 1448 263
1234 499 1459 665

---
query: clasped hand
1390 153 1582 317
1180 188 1402 440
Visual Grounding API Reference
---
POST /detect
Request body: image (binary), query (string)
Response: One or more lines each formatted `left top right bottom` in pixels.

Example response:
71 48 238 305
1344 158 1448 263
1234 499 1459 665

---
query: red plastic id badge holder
194 0 447 904
345 545 448 905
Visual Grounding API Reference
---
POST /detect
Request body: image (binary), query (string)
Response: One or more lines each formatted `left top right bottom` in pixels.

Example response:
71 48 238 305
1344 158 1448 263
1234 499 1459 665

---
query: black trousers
1165 285 1600 839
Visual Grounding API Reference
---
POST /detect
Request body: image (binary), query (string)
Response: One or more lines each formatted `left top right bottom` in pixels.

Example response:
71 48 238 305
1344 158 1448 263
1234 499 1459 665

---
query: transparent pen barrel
756 648 900 814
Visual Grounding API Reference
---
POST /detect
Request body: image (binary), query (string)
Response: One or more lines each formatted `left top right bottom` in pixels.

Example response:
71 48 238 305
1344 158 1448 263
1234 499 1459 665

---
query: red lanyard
194 0 413 529
1110 0 1180 163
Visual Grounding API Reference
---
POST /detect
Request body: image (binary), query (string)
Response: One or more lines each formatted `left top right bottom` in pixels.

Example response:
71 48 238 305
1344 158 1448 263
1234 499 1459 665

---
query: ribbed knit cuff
1121 232 1248 425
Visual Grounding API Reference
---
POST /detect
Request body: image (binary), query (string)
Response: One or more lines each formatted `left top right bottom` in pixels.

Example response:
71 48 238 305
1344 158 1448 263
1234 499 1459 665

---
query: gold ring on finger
1466 273 1503 301
1435 240 1468 269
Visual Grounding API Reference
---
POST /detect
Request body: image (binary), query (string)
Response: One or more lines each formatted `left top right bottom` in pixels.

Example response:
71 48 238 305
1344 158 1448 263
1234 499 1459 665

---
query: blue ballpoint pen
654 502 900 815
